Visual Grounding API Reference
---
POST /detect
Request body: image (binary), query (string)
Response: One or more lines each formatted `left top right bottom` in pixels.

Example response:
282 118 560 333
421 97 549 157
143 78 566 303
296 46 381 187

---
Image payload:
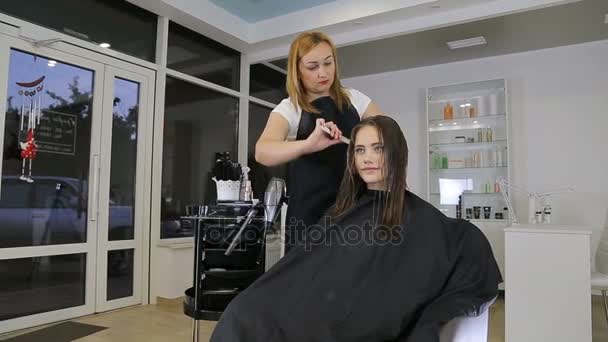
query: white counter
505 224 592 342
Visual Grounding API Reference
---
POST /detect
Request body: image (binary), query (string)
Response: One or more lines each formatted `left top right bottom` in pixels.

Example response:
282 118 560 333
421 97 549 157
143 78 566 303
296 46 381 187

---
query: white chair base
602 290 608 327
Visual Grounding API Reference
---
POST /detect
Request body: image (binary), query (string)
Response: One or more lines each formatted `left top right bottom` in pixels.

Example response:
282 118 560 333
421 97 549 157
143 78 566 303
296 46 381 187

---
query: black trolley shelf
181 203 268 333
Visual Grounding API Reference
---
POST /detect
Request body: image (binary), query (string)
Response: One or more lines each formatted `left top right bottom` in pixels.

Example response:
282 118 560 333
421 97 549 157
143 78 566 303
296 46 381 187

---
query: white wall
343 40 608 230
156 242 194 299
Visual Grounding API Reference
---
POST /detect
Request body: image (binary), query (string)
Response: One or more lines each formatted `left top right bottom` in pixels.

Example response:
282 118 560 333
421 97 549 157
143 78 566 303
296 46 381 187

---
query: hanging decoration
16 75 45 183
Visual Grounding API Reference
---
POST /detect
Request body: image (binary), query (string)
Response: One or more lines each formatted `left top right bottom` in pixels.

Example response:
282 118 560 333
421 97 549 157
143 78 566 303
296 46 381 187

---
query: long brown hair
286 31 351 114
330 116 409 229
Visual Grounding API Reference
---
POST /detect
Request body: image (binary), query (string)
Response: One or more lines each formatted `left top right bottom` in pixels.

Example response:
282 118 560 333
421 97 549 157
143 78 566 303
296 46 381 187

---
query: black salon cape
210 190 502 342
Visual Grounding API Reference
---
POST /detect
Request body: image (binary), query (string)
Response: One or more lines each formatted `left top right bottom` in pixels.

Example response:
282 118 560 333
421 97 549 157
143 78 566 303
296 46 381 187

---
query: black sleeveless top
285 96 361 251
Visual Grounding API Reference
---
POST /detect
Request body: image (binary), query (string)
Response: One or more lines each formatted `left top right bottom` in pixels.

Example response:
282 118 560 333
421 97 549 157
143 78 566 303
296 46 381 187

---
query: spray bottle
239 166 252 201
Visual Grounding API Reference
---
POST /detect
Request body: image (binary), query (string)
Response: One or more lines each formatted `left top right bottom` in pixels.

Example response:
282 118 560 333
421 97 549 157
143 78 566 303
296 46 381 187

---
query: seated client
210 115 502 342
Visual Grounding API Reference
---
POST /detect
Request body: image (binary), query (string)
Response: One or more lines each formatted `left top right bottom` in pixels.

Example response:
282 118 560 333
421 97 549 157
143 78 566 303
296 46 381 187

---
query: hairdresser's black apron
285 96 360 252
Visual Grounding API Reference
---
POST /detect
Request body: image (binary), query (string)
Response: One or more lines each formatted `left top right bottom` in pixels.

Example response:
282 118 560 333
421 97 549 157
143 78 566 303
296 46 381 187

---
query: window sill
157 237 194 249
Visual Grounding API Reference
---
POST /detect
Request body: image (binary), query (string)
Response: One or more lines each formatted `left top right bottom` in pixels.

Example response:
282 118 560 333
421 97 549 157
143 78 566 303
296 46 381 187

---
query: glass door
95 67 152 312
0 30 154 332
0 35 104 333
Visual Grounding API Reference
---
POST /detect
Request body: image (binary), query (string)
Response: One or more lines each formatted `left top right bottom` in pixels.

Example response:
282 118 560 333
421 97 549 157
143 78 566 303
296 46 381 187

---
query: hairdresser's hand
304 118 343 154
323 121 343 140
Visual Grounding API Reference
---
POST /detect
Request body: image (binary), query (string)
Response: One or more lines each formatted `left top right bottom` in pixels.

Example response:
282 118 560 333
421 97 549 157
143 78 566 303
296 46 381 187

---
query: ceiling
208 0 336 23
271 0 608 78
126 0 583 62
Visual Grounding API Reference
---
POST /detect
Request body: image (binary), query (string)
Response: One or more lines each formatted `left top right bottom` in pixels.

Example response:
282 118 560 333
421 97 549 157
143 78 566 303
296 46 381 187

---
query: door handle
91 154 100 221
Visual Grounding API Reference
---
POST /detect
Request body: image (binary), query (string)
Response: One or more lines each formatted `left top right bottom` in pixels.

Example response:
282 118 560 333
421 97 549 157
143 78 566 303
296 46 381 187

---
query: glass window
0 254 86 321
1 49 93 248
108 78 140 241
161 76 239 239
33 179 79 209
249 63 286 105
247 102 288 201
0 180 31 209
107 249 134 300
167 21 240 91
0 0 157 62
270 59 287 70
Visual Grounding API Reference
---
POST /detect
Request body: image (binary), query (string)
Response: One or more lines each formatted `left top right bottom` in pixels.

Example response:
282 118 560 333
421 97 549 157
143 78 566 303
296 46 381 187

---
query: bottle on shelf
477 128 483 142
469 105 477 118
443 103 454 120
432 152 443 169
480 178 494 193
488 92 499 115
543 203 552 224
535 210 543 224
484 149 493 167
478 96 486 117
495 146 503 167
528 196 537 224
479 150 486 168
471 150 479 168
239 166 252 201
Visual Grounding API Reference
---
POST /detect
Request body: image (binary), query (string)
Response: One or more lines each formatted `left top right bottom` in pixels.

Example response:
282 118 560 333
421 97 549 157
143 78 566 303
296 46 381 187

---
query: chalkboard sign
19 110 78 155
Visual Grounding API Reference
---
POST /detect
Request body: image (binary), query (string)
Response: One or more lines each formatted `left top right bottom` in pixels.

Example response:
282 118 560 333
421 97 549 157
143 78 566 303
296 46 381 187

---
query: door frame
95 66 154 312
0 22 154 333
0 31 104 334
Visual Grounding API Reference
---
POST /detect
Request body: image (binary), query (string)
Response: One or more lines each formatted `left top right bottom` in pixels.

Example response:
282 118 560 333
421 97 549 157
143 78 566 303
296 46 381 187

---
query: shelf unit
426 79 510 221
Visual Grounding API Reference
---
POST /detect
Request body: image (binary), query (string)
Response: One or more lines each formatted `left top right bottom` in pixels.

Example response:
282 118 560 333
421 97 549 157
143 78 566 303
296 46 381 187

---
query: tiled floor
1 296 607 341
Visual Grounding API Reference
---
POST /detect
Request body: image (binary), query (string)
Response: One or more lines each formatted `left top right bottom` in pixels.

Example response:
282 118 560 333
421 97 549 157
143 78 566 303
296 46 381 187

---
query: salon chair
439 298 495 342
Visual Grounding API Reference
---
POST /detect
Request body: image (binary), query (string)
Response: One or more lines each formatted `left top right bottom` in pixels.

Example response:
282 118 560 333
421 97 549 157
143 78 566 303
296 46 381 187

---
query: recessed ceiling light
99 42 111 48
48 60 57 65
447 36 487 50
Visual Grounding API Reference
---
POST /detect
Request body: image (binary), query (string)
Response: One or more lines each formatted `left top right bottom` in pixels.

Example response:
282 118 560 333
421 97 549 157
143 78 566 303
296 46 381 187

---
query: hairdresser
255 31 383 253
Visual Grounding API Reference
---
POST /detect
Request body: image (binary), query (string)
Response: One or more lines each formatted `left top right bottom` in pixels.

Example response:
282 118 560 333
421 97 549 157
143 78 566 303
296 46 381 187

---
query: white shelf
505 224 592 235
429 114 506 132
431 192 503 196
470 219 509 223
428 87 505 104
431 166 507 171
426 79 510 223
430 140 507 151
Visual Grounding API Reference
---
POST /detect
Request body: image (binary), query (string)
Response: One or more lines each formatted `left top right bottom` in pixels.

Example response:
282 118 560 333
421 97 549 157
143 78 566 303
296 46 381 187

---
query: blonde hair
286 31 351 114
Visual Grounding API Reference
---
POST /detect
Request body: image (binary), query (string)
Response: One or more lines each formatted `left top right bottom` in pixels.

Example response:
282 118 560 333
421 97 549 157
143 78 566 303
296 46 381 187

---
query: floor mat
2 321 107 342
